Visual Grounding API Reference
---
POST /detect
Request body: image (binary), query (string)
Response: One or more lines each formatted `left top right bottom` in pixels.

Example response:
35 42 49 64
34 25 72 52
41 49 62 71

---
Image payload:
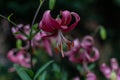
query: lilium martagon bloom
39 10 80 57
65 36 99 63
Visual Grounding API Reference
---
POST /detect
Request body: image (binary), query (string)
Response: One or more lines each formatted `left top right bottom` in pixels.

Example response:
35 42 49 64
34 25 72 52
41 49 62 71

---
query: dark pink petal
39 10 60 32
62 12 80 32
61 10 72 25
110 58 119 71
86 72 97 80
100 63 111 79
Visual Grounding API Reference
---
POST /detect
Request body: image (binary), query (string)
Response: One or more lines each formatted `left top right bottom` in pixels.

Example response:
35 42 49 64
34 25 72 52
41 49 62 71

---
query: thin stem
83 62 89 73
31 0 46 27
29 0 46 78
0 14 17 26
29 0 46 39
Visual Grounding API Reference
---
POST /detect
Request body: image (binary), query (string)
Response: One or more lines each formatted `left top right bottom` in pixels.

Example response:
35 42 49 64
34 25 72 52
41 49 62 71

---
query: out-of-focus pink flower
65 36 99 63
86 72 97 80
12 24 52 54
39 10 80 57
7 49 31 68
12 24 30 40
100 58 120 80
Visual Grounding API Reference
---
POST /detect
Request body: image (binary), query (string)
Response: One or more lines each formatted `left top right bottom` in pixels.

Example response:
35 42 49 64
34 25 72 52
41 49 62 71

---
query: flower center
55 30 74 57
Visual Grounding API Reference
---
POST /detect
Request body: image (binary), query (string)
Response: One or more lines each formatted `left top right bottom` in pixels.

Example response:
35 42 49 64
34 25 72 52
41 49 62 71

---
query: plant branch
0 14 17 26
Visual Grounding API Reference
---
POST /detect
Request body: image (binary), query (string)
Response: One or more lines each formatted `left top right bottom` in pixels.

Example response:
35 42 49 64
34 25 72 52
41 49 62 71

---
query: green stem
29 0 46 79
0 14 17 26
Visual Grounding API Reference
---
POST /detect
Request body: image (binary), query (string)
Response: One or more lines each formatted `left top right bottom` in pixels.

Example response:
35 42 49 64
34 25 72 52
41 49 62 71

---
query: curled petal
110 58 119 71
7 49 18 63
39 10 60 32
61 10 72 25
100 63 111 79
7 49 31 68
86 72 97 80
62 12 80 32
89 47 99 62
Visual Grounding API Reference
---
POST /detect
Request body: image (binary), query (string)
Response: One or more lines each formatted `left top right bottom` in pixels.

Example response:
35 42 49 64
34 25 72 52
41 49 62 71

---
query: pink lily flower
65 36 99 63
39 10 80 57
7 49 31 68
100 58 120 80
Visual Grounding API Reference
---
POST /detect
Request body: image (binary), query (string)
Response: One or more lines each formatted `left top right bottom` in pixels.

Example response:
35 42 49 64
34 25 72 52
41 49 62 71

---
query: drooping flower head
39 10 80 57
7 49 31 68
100 58 120 80
65 36 99 63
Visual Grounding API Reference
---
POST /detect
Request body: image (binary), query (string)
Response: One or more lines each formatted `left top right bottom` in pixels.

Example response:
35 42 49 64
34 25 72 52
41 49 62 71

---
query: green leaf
88 63 96 70
99 26 107 40
52 63 60 72
14 64 32 80
34 60 54 80
39 71 47 80
32 23 38 31
16 39 22 49
49 0 56 10
23 68 34 78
